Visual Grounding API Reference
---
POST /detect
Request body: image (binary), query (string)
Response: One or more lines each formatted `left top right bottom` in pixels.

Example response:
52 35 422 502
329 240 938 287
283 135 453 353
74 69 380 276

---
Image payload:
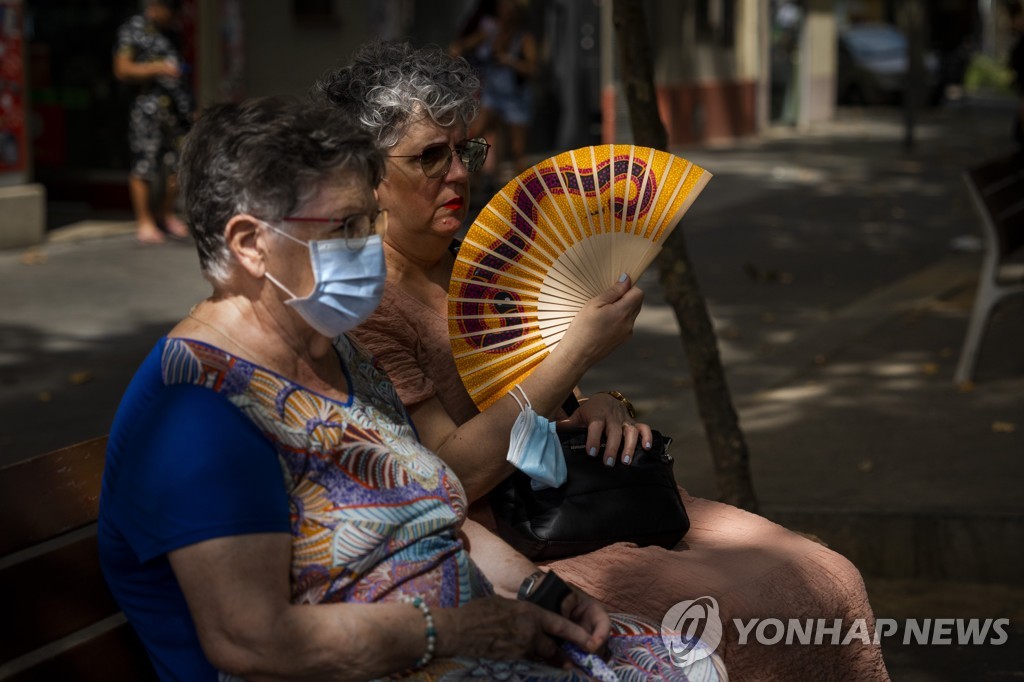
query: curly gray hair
311 40 481 149
178 95 384 284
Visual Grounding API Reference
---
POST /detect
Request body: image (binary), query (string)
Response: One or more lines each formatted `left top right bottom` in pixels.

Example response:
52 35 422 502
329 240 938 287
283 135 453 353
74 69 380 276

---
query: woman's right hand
558 275 644 367
434 595 600 663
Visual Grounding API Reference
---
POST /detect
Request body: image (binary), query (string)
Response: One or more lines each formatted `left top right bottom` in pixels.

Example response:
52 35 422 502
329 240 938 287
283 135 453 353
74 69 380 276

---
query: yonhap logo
661 596 724 667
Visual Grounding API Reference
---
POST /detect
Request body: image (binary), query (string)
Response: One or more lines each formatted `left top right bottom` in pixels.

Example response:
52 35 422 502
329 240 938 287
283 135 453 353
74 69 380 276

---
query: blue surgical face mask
261 222 387 338
506 385 567 490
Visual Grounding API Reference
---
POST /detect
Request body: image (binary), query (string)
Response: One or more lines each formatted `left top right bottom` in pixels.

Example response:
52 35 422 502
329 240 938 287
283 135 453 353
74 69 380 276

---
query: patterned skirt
392 613 727 681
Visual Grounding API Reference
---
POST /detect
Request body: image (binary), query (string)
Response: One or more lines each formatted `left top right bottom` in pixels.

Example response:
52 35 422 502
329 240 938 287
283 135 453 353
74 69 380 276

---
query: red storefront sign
0 0 26 174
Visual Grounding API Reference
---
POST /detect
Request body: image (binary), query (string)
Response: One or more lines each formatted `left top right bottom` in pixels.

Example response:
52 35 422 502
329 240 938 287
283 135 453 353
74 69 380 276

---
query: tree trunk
612 0 759 512
900 0 928 151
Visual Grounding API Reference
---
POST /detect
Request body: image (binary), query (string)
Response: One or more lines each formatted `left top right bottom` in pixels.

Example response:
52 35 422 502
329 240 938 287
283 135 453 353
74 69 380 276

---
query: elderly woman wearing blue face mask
97 95 724 681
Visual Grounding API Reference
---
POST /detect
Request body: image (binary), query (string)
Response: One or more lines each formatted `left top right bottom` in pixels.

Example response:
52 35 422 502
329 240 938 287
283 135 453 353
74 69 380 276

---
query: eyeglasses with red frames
279 208 389 250
387 137 490 178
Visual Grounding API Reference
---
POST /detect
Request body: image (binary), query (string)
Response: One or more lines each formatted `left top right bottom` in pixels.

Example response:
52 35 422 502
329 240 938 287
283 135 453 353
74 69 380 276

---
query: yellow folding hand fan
448 144 712 410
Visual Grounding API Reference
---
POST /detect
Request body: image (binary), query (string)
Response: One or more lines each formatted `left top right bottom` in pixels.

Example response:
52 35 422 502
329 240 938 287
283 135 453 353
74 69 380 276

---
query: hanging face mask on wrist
507 385 567 490
261 222 387 338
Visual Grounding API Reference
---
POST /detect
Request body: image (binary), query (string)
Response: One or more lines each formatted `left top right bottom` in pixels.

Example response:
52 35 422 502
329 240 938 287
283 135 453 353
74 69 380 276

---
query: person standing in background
452 0 537 184
113 0 194 245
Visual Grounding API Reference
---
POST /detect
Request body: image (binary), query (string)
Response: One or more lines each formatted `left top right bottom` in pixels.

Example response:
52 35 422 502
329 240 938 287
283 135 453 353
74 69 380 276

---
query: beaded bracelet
405 596 436 670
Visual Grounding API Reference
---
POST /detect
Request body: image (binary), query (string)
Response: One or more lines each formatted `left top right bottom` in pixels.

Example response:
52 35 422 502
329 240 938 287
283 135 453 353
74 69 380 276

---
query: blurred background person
113 0 194 244
452 0 537 187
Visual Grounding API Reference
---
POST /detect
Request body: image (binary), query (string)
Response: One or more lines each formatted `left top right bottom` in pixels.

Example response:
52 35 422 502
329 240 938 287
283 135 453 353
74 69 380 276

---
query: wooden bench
954 151 1024 384
0 437 158 681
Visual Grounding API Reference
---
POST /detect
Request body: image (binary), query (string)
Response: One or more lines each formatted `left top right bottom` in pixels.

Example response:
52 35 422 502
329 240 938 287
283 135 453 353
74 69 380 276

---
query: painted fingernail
645 441 652 449
605 456 615 466
618 272 628 282
589 446 597 457
622 455 631 465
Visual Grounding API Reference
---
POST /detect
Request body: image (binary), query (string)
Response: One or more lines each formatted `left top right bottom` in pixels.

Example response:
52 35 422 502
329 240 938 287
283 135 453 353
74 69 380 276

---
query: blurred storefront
22 0 240 212
32 0 1007 221
600 0 838 145
27 0 160 208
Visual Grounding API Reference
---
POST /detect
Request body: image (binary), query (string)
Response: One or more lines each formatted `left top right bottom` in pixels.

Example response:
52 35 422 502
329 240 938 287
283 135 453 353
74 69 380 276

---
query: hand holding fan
448 144 711 410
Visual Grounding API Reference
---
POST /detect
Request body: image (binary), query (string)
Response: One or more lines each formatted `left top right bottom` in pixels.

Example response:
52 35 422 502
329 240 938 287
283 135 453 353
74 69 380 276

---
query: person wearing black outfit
113 0 194 244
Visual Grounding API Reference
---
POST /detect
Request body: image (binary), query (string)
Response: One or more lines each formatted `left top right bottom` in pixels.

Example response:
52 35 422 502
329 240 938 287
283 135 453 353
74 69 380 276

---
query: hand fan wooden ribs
448 144 711 410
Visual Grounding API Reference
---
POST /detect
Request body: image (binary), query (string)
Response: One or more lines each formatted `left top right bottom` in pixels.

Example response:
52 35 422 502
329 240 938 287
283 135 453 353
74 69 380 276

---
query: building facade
7 0 1002 229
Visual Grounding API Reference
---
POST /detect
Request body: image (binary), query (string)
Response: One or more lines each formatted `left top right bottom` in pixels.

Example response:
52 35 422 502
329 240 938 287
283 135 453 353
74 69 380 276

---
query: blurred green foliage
963 53 1015 93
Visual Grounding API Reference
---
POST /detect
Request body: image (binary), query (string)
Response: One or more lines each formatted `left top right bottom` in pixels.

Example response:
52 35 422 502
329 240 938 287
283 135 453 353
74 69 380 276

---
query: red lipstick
443 197 464 211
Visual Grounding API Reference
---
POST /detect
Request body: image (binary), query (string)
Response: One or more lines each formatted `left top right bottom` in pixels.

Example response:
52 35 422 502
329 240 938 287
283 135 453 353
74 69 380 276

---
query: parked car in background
837 23 942 105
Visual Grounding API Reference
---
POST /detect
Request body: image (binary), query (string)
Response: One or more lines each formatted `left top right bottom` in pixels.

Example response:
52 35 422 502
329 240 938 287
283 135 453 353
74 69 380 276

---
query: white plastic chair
954 152 1024 384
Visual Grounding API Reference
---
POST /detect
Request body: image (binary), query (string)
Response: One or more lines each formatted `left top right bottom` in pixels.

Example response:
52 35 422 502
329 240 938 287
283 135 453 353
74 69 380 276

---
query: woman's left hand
559 586 612 654
557 392 654 466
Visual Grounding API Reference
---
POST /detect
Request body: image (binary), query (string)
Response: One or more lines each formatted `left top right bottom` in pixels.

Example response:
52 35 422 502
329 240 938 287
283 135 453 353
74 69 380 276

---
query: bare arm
459 518 541 598
113 52 180 83
460 519 611 651
408 396 516 501
168 533 432 680
412 277 650 502
449 28 488 58
169 532 600 678
499 32 538 77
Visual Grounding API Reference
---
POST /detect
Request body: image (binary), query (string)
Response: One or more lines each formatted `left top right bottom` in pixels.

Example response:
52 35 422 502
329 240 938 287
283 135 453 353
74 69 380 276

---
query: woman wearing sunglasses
322 41 890 680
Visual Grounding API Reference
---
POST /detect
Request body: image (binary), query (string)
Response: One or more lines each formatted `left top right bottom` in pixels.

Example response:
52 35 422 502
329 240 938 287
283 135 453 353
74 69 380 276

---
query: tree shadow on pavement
0 320 176 465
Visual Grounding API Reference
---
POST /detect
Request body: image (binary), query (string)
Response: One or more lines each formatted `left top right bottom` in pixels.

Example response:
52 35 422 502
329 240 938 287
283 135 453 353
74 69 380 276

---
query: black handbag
490 398 689 561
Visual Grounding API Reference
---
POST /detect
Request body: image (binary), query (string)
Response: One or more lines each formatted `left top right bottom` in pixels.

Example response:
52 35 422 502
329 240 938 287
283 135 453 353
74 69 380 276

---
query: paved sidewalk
1 101 1022 676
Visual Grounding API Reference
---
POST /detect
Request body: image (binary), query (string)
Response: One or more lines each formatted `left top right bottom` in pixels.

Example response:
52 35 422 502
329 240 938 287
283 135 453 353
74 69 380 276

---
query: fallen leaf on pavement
37 390 53 402
921 363 939 375
69 371 94 385
20 250 48 265
858 459 874 473
992 421 1016 433
957 381 976 393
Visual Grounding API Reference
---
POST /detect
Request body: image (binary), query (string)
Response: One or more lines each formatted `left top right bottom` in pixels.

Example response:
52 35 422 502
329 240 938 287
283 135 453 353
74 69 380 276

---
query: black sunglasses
388 138 491 178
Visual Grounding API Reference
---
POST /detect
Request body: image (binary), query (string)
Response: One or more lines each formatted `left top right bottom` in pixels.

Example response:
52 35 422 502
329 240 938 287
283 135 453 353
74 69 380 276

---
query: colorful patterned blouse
100 335 721 681
168 335 492 606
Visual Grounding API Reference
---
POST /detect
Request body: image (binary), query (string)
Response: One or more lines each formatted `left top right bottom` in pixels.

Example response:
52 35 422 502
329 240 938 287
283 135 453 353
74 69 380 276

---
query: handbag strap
562 393 580 416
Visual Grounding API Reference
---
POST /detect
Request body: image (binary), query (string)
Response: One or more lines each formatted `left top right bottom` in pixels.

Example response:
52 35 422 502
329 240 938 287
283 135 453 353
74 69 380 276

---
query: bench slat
0 533 122 665
967 154 1024 257
0 436 108 556
0 438 158 680
0 621 156 682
